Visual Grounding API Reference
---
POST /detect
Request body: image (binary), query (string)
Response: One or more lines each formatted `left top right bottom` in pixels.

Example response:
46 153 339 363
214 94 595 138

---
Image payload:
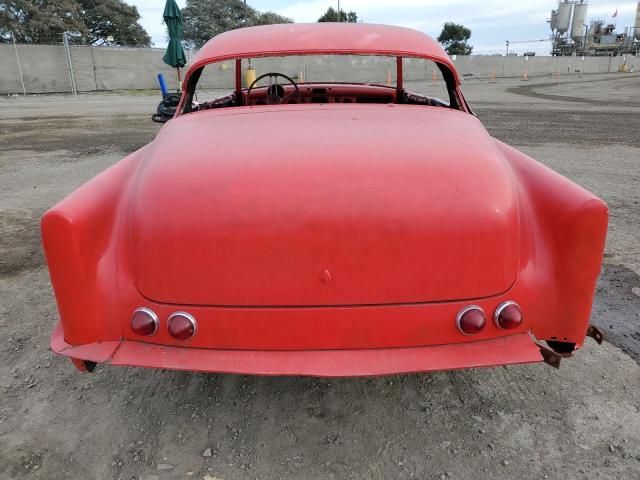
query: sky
131 0 639 55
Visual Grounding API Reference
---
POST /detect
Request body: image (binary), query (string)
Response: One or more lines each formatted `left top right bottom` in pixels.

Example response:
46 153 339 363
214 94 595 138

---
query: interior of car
180 55 462 115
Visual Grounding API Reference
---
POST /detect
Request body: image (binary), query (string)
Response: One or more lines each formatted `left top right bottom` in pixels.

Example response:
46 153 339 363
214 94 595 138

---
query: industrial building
549 0 640 56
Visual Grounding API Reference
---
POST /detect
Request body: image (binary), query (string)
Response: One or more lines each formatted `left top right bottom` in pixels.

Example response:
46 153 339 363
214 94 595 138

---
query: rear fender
41 148 145 345
496 141 608 346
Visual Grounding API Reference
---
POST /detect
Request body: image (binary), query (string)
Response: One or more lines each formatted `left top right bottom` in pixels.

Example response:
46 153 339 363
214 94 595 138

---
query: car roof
189 23 459 84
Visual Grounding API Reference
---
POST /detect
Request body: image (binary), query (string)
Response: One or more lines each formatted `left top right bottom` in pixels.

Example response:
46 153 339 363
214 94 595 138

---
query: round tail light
456 306 486 335
494 301 523 330
131 307 159 336
168 312 197 340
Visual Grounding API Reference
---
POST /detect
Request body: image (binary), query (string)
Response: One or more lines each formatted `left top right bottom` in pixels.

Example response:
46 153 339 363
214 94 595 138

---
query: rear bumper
51 323 543 377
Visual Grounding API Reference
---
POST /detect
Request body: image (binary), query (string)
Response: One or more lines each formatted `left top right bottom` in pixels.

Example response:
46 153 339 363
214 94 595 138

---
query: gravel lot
1 73 639 480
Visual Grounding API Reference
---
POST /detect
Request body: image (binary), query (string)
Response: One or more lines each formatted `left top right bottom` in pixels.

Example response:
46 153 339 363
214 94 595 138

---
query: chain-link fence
1 33 194 95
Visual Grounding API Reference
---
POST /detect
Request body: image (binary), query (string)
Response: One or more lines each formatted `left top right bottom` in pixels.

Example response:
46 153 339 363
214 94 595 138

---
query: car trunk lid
130 105 519 306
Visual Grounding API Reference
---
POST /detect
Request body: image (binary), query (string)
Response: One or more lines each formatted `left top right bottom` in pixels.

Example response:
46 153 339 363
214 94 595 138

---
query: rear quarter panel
41 148 145 345
496 140 608 346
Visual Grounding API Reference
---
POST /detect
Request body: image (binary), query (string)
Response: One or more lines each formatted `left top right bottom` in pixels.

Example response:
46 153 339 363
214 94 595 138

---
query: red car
43 23 607 376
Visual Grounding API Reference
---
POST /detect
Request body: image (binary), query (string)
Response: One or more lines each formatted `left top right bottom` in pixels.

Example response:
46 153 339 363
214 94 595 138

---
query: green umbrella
162 0 187 89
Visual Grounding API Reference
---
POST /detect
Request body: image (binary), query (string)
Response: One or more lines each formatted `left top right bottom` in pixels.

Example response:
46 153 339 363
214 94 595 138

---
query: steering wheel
246 72 301 105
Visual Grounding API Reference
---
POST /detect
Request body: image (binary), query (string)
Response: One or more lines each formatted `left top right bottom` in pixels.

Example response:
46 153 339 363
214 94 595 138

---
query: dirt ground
1 73 639 480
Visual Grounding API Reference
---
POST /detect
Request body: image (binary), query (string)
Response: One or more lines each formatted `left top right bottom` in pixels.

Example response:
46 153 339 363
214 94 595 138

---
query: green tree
182 0 292 48
0 0 150 45
253 11 293 26
77 0 151 46
182 0 245 47
317 6 357 23
437 22 473 55
0 0 87 43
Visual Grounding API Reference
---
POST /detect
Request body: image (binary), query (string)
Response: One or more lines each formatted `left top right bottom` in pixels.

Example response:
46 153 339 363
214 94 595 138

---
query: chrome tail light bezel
167 311 197 340
494 301 523 330
131 307 160 337
456 305 487 335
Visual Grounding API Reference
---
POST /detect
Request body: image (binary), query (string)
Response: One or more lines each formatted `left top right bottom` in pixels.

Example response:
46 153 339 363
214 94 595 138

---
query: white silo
556 1 573 34
550 10 559 31
571 2 589 40
635 1 640 40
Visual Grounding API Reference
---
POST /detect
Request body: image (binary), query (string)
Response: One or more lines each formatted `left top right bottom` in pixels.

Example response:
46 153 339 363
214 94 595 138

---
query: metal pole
62 32 78 96
337 0 340 21
90 45 98 91
11 31 27 96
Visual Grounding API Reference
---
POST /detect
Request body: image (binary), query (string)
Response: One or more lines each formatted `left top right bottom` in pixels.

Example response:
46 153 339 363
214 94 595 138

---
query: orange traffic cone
387 69 392 86
431 70 437 85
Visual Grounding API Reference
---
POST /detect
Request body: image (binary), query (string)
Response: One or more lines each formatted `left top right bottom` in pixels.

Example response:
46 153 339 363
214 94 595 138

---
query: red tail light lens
494 301 523 330
456 306 486 335
168 312 197 340
131 307 159 336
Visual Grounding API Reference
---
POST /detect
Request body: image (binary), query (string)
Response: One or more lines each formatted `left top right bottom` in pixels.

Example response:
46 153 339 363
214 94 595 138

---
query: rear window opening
181 54 462 115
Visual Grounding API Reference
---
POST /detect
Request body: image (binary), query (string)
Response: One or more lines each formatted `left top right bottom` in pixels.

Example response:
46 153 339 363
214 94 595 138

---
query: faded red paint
188 23 458 81
42 24 608 376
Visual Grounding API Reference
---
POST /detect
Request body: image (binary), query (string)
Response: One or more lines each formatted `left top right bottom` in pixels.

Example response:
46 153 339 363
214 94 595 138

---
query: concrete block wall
0 42 635 95
181 54 633 90
0 44 24 94
450 54 627 79
1 44 73 94
0 44 189 94
88 47 186 91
